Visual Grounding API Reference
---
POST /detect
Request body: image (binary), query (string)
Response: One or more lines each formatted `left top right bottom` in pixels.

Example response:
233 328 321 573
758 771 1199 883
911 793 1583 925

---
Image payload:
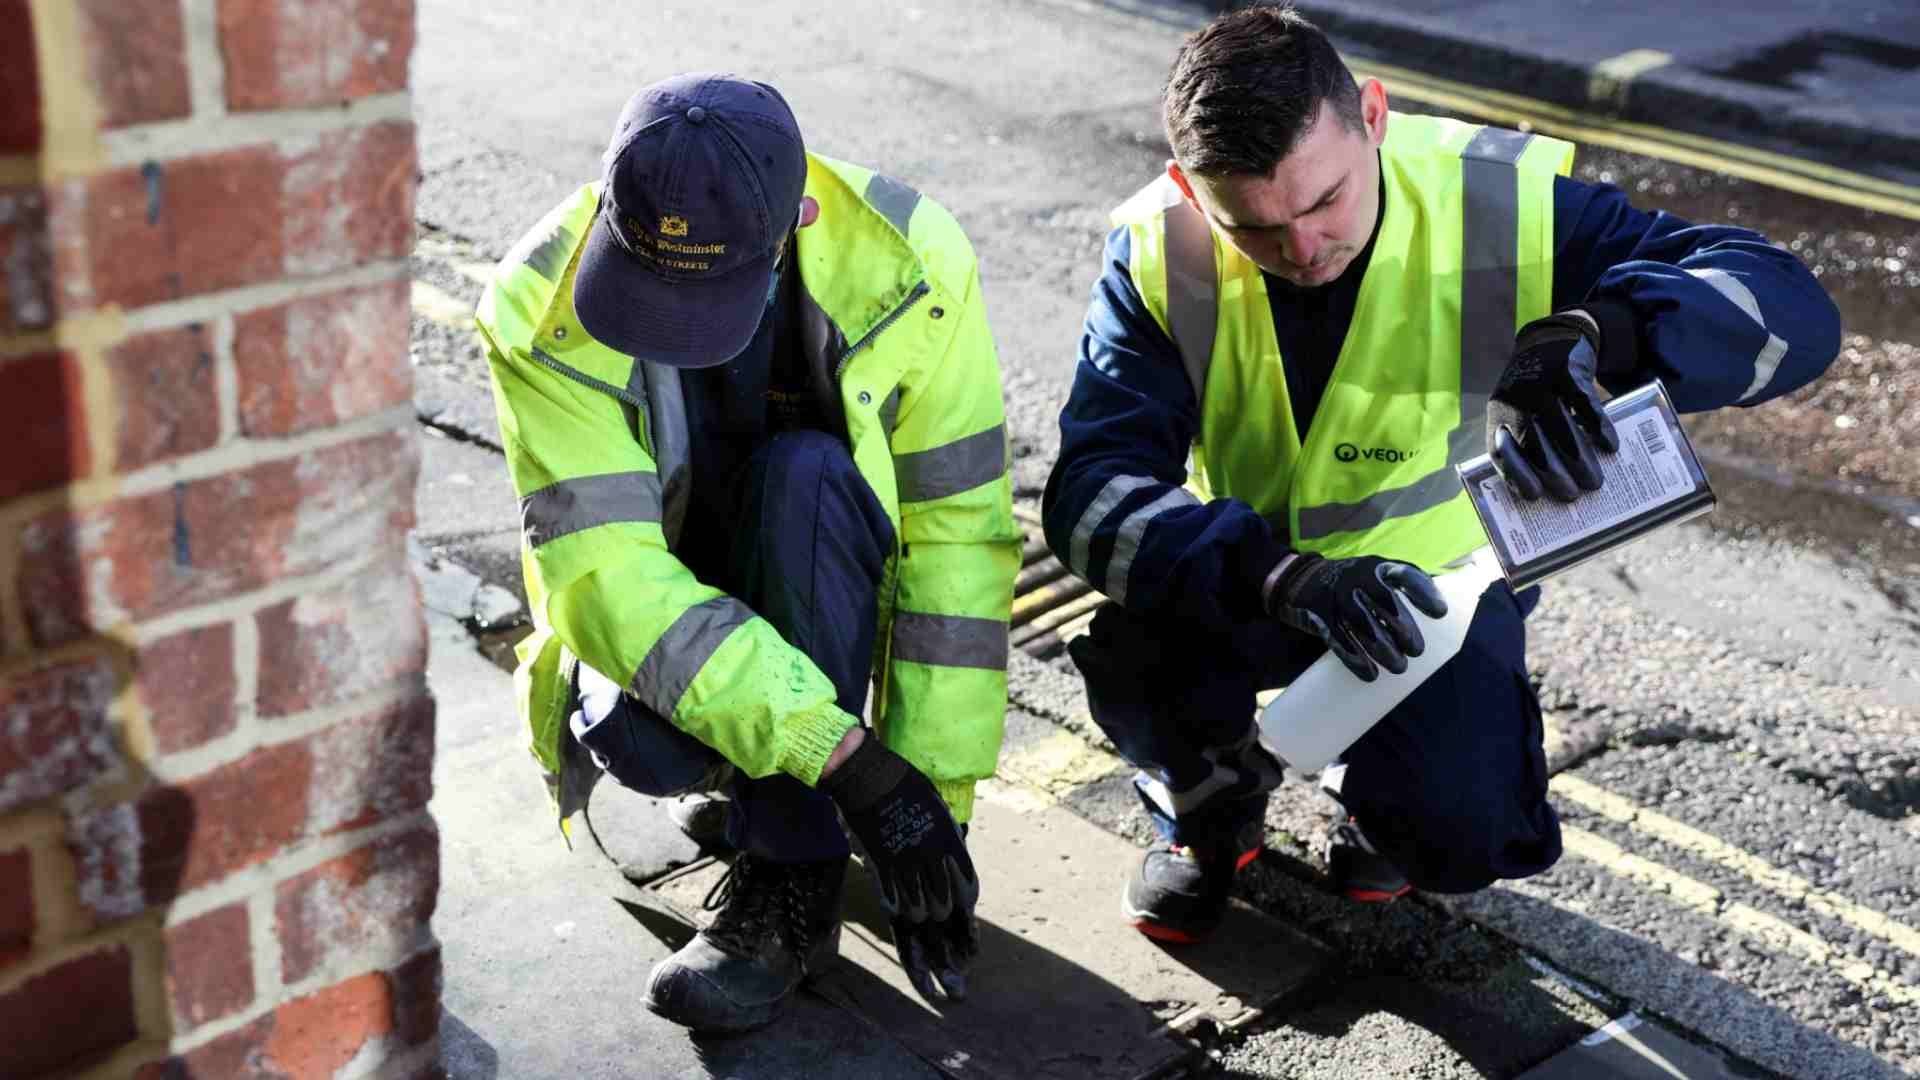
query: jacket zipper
834 281 929 380
528 346 647 411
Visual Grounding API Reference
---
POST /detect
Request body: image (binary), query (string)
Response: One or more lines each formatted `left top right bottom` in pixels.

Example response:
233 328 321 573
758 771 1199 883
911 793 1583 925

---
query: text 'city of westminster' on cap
573 72 807 368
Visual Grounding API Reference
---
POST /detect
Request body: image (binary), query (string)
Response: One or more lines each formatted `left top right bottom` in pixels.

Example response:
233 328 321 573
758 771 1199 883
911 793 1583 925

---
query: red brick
255 562 426 717
0 946 137 1077
110 324 222 471
0 655 119 814
283 122 417 277
309 687 433 834
55 148 285 311
19 429 417 647
276 823 436 984
0 847 31 969
136 1013 275 1079
265 968 396 1077
306 693 435 835
138 951 434 1079
0 0 40 153
75 0 191 128
70 739 311 917
18 487 177 648
220 0 414 112
235 279 411 436
0 350 90 501
139 622 238 754
1 186 54 333
165 903 253 1028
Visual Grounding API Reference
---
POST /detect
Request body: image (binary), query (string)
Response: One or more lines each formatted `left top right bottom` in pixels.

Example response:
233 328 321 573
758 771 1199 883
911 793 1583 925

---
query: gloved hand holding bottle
1486 308 1626 502
1263 552 1449 682
819 729 978 1002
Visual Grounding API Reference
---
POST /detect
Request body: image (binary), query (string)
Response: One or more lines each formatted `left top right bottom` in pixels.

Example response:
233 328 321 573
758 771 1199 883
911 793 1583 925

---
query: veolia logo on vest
1334 442 1419 465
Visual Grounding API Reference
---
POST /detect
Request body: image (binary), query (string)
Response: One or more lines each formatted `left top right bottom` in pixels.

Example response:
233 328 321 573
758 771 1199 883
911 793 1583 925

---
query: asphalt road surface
407 1 1920 1075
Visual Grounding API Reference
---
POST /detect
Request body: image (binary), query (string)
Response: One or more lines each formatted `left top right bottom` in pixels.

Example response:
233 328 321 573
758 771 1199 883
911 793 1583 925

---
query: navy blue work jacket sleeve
1041 226 1289 622
1552 175 1841 412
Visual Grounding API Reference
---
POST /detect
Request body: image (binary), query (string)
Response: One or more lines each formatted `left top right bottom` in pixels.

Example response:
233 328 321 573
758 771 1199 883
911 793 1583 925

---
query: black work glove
1263 552 1448 682
820 734 978 1002
1487 309 1622 502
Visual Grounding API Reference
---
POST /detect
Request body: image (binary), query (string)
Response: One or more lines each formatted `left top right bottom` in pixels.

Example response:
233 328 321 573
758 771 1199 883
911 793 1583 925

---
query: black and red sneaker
1121 820 1264 944
1327 818 1411 903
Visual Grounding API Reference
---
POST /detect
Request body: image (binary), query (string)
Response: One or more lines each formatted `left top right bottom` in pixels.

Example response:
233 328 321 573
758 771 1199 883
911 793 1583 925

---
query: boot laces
701 856 825 967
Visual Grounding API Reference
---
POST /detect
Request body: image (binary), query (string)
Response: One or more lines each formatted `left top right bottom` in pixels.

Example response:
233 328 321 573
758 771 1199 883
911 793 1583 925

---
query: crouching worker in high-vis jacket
1044 6 1838 944
475 73 1020 1034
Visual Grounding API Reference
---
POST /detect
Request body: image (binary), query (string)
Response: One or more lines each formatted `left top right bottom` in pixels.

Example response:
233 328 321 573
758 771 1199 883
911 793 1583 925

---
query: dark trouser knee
732 431 893 717
1339 584 1561 893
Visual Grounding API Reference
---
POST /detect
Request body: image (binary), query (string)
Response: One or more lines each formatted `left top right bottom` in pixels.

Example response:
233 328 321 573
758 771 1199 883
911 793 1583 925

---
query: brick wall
0 1 438 1077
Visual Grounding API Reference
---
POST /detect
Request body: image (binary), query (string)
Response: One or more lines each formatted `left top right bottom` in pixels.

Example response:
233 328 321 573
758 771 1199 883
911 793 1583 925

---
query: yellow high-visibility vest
1113 113 1572 570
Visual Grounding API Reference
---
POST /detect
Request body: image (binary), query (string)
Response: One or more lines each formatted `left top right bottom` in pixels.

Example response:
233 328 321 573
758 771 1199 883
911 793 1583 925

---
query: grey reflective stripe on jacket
864 172 922 237
632 360 691 548
1140 175 1219 406
1156 129 1535 542
1067 473 1201 605
628 595 756 718
1685 266 1790 401
891 611 1008 671
895 423 1008 503
521 471 665 548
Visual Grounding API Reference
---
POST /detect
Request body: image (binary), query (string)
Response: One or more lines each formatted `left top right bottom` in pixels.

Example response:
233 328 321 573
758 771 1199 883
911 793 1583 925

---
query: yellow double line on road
1351 56 1920 221
1553 774 1920 1007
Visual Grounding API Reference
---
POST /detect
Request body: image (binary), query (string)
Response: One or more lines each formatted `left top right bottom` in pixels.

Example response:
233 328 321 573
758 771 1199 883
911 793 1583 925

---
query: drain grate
1009 507 1101 661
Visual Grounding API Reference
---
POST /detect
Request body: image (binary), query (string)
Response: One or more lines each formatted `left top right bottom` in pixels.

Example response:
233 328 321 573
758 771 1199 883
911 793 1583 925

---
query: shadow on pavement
635 852 1217 1079
439 1010 502 1080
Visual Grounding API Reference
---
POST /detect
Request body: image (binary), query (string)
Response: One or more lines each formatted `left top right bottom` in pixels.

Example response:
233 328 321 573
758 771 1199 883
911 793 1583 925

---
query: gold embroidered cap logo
659 215 689 237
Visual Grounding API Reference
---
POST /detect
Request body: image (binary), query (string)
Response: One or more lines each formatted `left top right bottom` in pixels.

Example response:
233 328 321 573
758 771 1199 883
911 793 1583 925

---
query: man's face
1172 81 1388 288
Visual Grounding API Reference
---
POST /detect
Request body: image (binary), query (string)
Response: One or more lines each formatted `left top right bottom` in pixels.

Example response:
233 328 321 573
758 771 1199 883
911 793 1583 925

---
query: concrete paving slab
651 784 1332 1080
1519 1012 1767 1079
425 605 939 1079
415 426 520 544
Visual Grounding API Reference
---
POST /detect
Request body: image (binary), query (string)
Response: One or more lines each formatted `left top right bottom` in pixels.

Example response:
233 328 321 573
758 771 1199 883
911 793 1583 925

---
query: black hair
1163 3 1365 177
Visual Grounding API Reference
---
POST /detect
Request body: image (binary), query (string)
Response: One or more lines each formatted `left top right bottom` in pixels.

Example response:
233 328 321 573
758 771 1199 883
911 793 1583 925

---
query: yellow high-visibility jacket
475 154 1019 828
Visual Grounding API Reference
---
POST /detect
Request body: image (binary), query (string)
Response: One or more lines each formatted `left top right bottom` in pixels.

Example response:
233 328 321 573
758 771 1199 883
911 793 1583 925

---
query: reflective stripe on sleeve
521 471 663 548
1686 267 1791 401
1104 487 1200 605
895 424 1007 503
1068 474 1156 579
891 611 1008 671
628 595 755 718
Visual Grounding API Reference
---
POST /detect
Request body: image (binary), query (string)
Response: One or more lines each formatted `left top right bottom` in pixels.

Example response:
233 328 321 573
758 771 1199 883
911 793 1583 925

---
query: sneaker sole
1116 850 1258 947
1342 883 1413 904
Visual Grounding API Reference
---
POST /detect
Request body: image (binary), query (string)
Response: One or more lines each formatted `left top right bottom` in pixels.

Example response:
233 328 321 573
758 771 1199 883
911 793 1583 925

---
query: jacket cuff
776 704 860 788
1576 298 1642 377
1227 520 1295 620
935 778 977 825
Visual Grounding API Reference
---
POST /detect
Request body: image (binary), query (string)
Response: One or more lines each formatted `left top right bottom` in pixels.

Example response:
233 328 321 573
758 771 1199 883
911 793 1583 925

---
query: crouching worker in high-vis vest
1043 7 1838 943
475 73 1020 1033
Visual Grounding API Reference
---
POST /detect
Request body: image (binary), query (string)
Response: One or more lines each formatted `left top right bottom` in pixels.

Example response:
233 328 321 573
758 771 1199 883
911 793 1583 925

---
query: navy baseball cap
574 73 807 368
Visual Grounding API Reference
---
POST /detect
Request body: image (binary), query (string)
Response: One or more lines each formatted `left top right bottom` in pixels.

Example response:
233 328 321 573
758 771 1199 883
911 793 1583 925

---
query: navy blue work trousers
1067 582 1562 893
569 430 894 863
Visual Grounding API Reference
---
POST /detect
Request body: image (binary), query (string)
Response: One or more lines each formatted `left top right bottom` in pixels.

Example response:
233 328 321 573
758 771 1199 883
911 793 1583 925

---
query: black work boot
643 854 847 1033
1327 818 1411 903
1122 817 1264 944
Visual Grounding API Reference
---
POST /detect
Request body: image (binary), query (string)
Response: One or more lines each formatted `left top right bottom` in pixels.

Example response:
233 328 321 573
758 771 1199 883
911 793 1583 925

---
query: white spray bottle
1254 547 1504 774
